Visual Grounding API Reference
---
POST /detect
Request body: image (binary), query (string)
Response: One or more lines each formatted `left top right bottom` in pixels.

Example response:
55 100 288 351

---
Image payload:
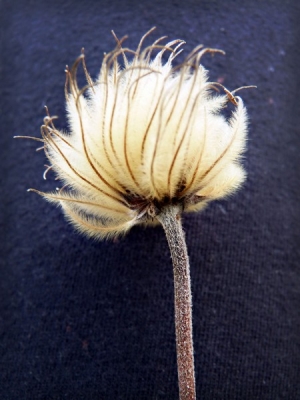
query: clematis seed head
31 28 249 239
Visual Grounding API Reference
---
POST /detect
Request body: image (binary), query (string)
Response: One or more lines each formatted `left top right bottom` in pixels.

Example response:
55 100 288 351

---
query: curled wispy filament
23 28 249 238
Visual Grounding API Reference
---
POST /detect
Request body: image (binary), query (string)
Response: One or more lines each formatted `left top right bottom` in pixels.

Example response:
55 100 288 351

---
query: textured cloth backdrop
1 1 300 399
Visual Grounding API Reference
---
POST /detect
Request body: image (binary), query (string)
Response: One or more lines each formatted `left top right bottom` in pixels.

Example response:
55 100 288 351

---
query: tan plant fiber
28 28 248 239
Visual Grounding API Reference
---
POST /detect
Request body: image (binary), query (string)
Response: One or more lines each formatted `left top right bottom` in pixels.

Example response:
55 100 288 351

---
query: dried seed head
31 29 249 239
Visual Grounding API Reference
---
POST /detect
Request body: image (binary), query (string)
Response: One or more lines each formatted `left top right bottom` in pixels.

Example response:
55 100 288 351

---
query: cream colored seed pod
31 29 248 241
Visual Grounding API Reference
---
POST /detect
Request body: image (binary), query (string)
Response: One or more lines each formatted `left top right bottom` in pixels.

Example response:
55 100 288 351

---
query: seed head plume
22 28 250 239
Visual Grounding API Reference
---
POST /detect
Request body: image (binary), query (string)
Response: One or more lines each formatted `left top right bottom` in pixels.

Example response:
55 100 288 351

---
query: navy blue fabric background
1 1 300 399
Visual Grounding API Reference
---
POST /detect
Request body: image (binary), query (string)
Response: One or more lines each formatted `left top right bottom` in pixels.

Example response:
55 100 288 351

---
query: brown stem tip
157 204 196 400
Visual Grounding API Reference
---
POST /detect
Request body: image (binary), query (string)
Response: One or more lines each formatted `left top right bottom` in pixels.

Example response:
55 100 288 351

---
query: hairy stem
156 204 196 400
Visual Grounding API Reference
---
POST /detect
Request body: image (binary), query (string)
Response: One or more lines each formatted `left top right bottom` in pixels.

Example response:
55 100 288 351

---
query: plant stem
156 204 196 400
